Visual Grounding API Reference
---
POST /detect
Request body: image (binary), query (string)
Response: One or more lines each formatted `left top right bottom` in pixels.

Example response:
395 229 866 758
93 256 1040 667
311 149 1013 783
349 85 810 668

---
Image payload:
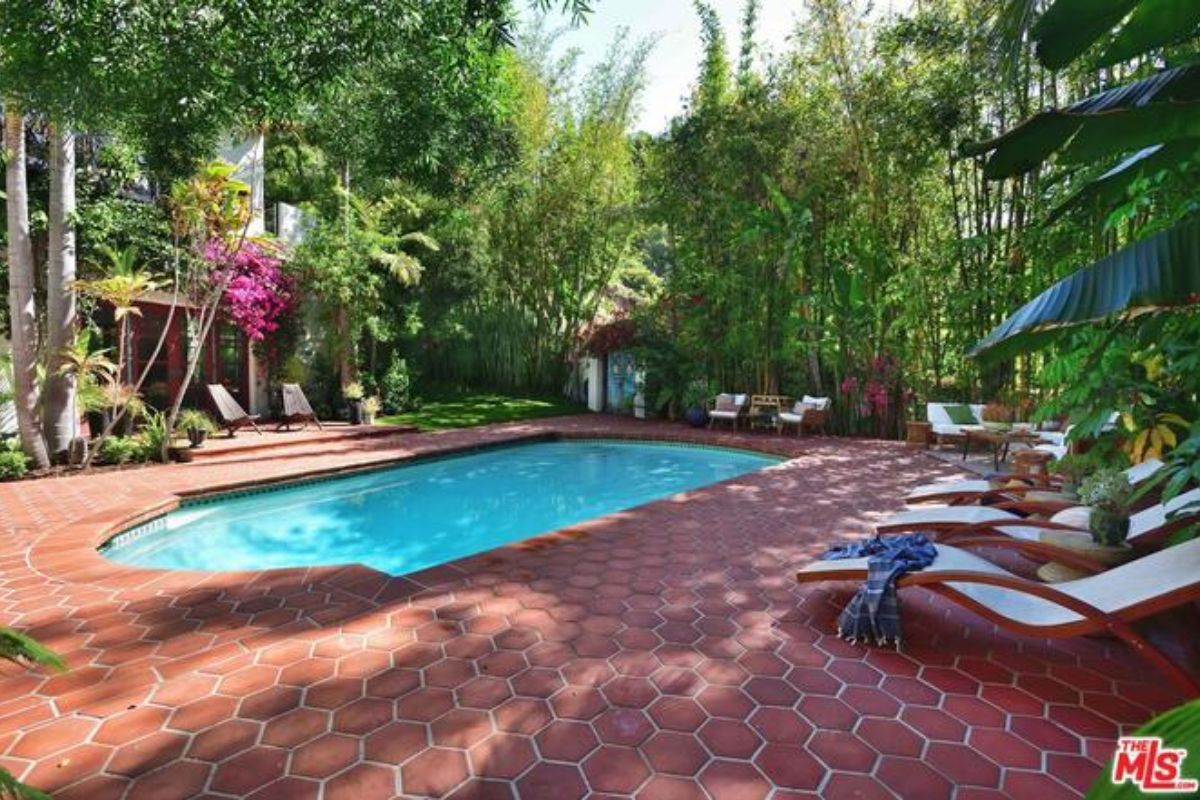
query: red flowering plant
206 239 297 342
838 354 908 439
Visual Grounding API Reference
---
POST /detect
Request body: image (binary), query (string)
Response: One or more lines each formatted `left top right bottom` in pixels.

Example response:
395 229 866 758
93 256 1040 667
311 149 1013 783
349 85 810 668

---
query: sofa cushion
943 404 977 425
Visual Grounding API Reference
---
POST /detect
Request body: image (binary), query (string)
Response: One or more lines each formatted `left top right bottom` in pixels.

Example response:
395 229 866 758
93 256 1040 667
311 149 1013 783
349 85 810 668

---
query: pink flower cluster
208 240 296 341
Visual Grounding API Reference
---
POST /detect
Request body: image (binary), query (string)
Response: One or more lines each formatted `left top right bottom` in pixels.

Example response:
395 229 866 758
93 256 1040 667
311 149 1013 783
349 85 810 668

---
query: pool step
183 424 418 463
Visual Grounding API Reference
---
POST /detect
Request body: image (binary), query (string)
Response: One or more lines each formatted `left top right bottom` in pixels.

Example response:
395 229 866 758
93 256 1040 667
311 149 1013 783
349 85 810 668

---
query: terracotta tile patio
0 415 1190 799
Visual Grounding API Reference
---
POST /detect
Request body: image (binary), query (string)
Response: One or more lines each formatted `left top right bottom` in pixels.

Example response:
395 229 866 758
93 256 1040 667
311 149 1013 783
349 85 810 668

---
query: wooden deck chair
206 384 262 437
796 537 1200 694
278 383 324 431
905 458 1164 506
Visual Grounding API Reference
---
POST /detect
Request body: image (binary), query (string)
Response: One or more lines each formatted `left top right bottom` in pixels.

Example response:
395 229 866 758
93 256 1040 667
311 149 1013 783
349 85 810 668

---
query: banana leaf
1032 0 1138 70
1097 0 1200 67
962 65 1200 179
1047 139 1200 223
969 214 1200 361
1087 699 1200 799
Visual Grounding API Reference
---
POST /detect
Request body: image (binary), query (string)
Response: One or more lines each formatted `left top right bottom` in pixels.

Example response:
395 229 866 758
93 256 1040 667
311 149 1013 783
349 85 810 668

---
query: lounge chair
206 383 262 437
906 458 1164 505
278 383 324 431
779 395 831 436
878 487 1200 550
708 394 748 430
796 536 1200 694
926 402 985 445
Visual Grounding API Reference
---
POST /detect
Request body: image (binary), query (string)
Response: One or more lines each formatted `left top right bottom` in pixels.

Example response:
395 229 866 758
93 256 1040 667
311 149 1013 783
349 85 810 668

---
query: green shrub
138 412 171 462
100 436 145 465
381 357 412 413
0 451 28 481
177 409 216 433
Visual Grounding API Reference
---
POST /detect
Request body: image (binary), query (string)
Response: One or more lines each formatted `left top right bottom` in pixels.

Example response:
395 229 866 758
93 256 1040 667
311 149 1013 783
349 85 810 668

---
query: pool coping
31 429 804 597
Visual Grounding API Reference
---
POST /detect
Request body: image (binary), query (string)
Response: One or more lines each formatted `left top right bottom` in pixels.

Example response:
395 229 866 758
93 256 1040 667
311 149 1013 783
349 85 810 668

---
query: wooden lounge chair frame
880 493 1199 552
277 383 324 432
206 383 262 437
797 540 1200 694
907 459 1164 506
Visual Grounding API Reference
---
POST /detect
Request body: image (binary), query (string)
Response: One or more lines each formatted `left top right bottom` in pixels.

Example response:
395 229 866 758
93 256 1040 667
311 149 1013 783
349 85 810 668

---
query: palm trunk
4 107 50 470
45 123 77 457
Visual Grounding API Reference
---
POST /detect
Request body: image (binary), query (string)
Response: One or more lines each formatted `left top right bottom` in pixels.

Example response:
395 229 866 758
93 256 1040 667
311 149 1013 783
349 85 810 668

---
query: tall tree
3 108 50 468
45 125 78 456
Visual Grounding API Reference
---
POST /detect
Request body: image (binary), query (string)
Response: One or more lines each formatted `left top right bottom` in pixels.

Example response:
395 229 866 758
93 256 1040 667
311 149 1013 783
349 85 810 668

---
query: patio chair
778 395 831 436
708 393 748 430
877 487 1200 551
905 458 1164 505
206 383 262 437
795 536 1200 694
277 383 325 431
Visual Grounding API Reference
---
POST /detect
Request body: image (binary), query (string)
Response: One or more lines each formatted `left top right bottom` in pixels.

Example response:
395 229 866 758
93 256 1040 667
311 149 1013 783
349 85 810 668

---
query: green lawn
378 393 586 431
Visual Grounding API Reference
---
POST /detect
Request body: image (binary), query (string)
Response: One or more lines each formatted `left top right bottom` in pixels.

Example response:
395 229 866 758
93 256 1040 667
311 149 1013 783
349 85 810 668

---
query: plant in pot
343 382 365 425
1079 469 1135 547
363 396 380 426
681 378 711 428
178 409 216 448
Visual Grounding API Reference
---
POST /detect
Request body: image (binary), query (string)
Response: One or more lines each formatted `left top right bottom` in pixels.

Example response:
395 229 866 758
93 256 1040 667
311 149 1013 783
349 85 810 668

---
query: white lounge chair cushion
778 412 803 424
1129 487 1200 540
799 537 1200 629
709 410 740 421
801 395 831 410
905 479 995 502
1125 458 1164 485
879 505 1018 530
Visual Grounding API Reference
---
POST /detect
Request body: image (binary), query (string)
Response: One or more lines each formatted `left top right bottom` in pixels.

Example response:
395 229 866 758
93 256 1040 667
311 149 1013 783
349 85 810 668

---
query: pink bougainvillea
207 240 297 341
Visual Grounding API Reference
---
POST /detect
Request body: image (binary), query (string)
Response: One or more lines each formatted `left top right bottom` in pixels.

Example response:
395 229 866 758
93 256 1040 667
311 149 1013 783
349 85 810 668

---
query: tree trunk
45 123 78 457
4 107 50 469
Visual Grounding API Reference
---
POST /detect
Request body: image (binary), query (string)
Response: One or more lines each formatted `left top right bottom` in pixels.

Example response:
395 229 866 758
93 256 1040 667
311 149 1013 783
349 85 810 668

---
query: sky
525 0 914 134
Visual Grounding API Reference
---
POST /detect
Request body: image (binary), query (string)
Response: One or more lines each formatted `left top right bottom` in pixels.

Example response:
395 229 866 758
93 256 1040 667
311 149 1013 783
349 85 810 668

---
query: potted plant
681 378 711 428
363 396 380 426
343 382 365 425
178 409 216 448
1079 469 1135 547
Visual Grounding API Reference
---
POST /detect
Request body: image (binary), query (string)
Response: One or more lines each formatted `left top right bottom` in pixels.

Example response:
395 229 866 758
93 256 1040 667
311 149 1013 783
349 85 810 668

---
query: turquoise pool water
102 440 779 576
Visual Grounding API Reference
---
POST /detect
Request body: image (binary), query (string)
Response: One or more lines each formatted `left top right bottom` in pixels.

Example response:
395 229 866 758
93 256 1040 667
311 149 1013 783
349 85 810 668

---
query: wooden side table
906 421 932 449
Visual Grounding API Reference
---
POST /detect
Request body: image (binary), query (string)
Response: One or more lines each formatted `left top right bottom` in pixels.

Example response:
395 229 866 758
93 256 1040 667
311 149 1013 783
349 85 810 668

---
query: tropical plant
1080 468 1135 546
1122 411 1190 465
380 357 412 413
0 451 29 482
73 246 161 466
99 436 145 466
176 410 216 435
1087 699 1200 800
138 412 172 463
0 624 64 799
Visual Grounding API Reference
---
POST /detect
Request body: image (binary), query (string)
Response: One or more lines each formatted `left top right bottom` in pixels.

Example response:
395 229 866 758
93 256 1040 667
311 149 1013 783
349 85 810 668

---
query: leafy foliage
1087 700 1200 800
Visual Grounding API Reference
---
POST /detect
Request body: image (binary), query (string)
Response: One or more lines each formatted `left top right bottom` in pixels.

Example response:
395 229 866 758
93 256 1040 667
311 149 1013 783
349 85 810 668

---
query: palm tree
4 106 50 470
44 124 78 456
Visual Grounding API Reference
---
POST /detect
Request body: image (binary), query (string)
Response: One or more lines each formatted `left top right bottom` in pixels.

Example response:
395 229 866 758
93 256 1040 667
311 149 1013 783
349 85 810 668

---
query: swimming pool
101 440 780 576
